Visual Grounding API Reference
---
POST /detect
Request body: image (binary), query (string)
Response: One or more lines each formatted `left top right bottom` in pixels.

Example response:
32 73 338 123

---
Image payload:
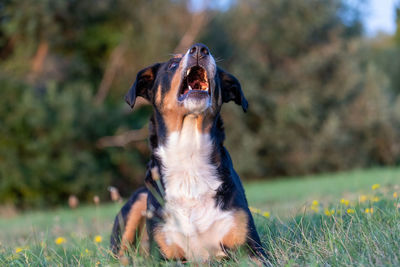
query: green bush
0 78 149 208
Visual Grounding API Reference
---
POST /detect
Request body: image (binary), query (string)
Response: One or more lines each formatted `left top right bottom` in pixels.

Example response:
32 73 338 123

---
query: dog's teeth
189 85 193 90
186 69 190 75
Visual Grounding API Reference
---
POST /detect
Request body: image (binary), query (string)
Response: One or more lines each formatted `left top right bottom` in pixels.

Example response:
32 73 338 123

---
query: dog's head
125 43 247 131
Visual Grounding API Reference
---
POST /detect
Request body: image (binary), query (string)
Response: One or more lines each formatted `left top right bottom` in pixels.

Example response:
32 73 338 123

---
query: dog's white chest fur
155 117 234 260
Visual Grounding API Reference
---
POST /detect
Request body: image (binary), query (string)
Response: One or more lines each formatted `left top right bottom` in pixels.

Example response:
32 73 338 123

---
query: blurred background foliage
1 0 400 208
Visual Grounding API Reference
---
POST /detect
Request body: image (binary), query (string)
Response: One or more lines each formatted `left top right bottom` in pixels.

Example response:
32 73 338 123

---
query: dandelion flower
263 212 270 218
249 207 261 214
340 199 349 206
371 184 380 190
372 196 380 202
324 209 335 216
359 195 367 203
394 192 398 198
55 237 66 245
15 247 24 253
94 235 102 243
347 209 355 214
311 205 319 212
365 208 374 214
312 200 319 206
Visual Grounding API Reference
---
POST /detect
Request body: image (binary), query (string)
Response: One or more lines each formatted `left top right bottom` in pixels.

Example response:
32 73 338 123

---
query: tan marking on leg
119 193 147 256
154 229 185 260
221 209 248 248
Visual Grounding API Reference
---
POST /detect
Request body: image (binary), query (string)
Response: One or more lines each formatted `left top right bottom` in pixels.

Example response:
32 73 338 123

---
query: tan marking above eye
173 54 183 59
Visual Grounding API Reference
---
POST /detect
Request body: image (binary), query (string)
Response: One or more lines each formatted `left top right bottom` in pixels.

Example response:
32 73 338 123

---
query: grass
0 167 399 266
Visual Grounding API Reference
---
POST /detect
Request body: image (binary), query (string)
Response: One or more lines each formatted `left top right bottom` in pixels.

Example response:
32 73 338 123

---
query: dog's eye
168 62 178 69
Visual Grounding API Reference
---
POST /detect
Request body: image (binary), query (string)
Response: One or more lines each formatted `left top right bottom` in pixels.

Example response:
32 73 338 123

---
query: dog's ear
125 63 161 108
218 67 248 112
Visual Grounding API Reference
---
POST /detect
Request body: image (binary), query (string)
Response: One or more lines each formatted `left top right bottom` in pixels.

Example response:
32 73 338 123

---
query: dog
110 43 269 264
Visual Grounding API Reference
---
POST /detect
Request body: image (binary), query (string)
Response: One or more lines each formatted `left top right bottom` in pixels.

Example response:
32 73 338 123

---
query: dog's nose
189 43 210 59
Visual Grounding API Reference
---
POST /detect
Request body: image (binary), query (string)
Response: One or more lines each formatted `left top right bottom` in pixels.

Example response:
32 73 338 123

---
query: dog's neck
148 112 225 199
149 111 225 151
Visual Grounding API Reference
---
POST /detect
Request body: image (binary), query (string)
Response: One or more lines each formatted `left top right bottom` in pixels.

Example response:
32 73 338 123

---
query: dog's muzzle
178 44 215 113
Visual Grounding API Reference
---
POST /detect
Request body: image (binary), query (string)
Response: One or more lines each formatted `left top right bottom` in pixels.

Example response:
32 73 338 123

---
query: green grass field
0 167 399 266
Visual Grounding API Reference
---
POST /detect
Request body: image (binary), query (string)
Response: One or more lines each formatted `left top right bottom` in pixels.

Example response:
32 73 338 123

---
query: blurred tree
202 0 397 178
0 0 197 208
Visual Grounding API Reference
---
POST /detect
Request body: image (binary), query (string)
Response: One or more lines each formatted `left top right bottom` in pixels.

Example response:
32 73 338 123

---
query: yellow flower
249 207 261 214
365 208 374 214
312 200 319 206
347 209 355 214
340 199 349 206
372 196 380 202
394 192 398 198
371 184 380 190
85 249 90 254
55 237 66 245
94 235 102 243
324 209 335 216
262 211 270 218
311 205 319 212
15 247 23 253
359 195 367 203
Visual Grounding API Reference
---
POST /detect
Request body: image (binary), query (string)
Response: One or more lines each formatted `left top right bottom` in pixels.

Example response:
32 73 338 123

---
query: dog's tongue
189 80 208 90
182 88 189 95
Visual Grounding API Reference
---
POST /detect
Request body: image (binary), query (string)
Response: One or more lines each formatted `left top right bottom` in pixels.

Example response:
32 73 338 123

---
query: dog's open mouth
178 66 210 101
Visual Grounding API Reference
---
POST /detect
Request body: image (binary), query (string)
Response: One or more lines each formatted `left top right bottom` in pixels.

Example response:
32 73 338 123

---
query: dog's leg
221 209 248 249
119 193 147 255
245 211 272 267
110 187 148 256
220 209 271 266
153 228 185 260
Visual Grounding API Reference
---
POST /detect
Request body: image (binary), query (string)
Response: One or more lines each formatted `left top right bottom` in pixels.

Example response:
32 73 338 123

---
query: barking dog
110 43 269 264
